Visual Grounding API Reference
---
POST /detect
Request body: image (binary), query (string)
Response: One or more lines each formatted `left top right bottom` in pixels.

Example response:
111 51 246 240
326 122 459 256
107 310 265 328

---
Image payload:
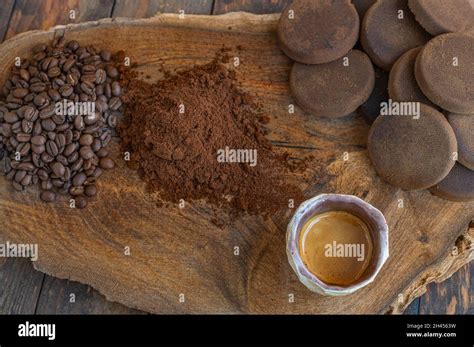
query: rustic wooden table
0 0 472 315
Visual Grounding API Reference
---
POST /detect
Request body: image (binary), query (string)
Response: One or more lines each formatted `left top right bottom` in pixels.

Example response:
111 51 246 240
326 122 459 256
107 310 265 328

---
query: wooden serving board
0 13 472 314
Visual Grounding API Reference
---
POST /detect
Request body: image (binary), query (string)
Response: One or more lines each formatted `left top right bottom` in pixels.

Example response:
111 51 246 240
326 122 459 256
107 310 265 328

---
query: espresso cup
286 194 389 296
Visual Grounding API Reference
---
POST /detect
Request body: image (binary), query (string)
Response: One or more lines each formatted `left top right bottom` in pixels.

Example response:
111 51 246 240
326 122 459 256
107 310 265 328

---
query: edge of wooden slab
388 227 473 313
0 12 472 314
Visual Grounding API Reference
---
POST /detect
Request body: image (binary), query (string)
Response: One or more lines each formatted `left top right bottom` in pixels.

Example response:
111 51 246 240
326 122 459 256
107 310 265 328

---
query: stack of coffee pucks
278 0 474 201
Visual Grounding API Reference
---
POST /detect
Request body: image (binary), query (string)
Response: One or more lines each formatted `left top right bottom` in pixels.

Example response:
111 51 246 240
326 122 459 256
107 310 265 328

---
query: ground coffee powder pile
119 57 305 216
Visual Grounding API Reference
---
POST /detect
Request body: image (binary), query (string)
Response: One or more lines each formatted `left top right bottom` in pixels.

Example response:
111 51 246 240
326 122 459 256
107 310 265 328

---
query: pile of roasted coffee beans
0 37 123 208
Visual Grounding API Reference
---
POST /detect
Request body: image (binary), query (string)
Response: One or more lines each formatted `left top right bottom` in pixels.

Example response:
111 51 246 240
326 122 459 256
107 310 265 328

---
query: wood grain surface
0 0 472 315
0 12 472 314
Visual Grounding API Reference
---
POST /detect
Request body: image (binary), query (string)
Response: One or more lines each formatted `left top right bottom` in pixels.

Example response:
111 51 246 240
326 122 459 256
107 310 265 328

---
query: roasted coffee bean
0 157 12 174
69 186 84 196
74 115 85 130
95 148 108 158
41 152 54 164
12 88 29 98
99 157 114 170
47 131 56 141
14 170 26 182
39 104 55 119
50 177 63 187
108 97 122 111
32 144 45 154
17 162 35 171
67 40 80 51
82 64 96 74
79 146 94 160
38 71 49 82
46 140 59 157
31 153 41 167
67 151 79 163
66 73 78 85
41 180 53 190
62 58 75 72
37 169 48 180
47 66 61 78
95 69 106 84
47 88 62 102
79 134 94 146
33 51 46 61
40 190 56 202
31 135 46 146
84 112 100 125
21 119 33 133
104 83 112 98
56 155 68 166
71 158 83 172
33 95 48 107
21 174 32 186
63 167 71 181
19 69 30 81
74 195 87 209
52 113 65 125
107 114 117 128
84 184 97 197
111 81 121 96
22 106 38 121
33 121 42 136
41 118 56 131
55 133 66 148
80 81 94 95
105 65 118 78
17 143 30 156
16 133 31 142
91 138 101 152
72 172 86 186
63 143 77 157
56 123 69 132
64 129 73 144
51 161 65 176
59 84 74 97
100 50 111 61
4 112 18 123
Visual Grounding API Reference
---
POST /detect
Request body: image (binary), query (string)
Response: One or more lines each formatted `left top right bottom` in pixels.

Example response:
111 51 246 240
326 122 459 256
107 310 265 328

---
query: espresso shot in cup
287 194 389 296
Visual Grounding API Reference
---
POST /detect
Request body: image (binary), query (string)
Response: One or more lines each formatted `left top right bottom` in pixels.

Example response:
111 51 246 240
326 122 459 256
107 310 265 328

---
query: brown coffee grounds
118 55 305 217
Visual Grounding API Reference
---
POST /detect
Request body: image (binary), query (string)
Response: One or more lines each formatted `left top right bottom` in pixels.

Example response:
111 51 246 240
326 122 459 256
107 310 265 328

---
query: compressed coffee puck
360 66 389 123
290 50 374 118
415 33 474 114
277 0 359 64
446 113 474 170
408 0 474 36
352 0 376 19
388 46 436 108
430 163 474 202
361 0 431 71
368 105 457 190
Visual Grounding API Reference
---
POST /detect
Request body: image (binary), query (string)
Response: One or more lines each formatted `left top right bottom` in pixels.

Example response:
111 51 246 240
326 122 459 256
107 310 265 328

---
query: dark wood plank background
0 0 471 315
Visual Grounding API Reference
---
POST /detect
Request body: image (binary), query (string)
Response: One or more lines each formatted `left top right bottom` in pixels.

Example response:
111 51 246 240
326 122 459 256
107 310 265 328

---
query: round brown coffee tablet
278 0 359 64
415 33 474 114
290 50 374 118
430 163 474 202
368 105 457 190
352 0 376 19
388 47 436 108
408 0 474 36
361 0 431 71
447 113 474 170
360 67 389 123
